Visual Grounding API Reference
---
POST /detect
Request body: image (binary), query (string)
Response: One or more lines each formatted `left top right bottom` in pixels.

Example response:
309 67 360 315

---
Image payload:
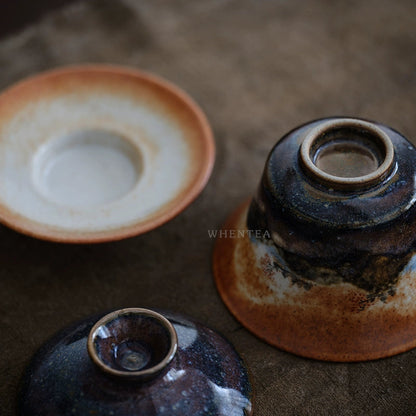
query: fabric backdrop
1 1 416 414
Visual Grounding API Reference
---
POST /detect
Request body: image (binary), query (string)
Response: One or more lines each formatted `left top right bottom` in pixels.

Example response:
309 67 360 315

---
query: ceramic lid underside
19 311 252 416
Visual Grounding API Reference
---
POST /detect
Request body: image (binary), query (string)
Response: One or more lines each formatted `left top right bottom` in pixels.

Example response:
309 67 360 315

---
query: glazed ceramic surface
88 309 178 381
0 65 214 242
19 308 252 415
214 117 416 361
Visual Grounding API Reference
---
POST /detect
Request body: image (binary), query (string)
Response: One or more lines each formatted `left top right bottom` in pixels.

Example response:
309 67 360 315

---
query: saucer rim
0 64 215 243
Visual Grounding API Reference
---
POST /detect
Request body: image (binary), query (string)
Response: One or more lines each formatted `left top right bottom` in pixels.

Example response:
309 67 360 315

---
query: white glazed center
33 129 142 208
0 92 192 232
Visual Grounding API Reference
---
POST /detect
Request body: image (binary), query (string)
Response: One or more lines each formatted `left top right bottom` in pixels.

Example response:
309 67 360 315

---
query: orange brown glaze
0 65 215 243
213 201 416 361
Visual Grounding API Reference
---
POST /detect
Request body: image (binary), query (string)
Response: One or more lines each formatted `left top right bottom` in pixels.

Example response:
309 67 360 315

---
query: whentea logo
208 229 271 239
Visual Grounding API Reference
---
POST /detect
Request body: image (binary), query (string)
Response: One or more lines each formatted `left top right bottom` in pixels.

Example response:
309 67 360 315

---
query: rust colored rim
0 64 215 243
213 200 416 362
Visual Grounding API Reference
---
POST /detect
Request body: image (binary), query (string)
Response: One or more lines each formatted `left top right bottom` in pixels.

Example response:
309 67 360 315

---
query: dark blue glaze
19 311 252 416
264 118 416 228
247 117 416 294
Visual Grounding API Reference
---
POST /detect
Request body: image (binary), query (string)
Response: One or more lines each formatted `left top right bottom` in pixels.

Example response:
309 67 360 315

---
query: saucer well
0 65 214 242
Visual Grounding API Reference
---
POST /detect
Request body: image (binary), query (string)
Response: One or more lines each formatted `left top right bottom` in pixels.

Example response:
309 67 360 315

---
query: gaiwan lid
0 65 215 243
214 117 416 361
19 308 252 415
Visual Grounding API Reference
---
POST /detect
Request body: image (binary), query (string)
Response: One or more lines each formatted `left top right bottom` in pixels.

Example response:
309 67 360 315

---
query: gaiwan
214 117 416 361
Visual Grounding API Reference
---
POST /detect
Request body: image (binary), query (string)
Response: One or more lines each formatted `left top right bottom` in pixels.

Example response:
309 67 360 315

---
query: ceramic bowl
214 117 416 361
0 65 214 242
19 308 253 415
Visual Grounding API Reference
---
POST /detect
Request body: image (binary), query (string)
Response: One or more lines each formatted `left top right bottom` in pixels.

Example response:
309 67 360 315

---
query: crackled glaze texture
19 309 252 415
214 117 416 361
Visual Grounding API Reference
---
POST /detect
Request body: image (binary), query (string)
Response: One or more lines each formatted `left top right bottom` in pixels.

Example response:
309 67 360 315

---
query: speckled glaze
214 117 416 361
0 65 215 243
19 308 252 415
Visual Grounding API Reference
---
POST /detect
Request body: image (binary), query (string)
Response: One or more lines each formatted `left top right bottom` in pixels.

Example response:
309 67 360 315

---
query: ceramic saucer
0 65 214 242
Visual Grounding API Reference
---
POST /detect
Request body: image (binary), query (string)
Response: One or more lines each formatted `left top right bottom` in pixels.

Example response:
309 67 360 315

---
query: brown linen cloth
1 1 416 414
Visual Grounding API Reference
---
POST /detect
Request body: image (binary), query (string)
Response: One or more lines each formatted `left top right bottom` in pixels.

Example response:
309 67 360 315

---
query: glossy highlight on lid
19 308 253 415
87 308 178 380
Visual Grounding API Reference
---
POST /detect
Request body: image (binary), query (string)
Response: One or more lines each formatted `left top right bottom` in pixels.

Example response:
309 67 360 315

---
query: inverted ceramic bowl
19 308 253 415
214 117 416 362
0 65 214 242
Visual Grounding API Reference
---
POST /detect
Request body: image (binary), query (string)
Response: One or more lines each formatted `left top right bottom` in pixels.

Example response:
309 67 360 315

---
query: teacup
214 117 416 361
